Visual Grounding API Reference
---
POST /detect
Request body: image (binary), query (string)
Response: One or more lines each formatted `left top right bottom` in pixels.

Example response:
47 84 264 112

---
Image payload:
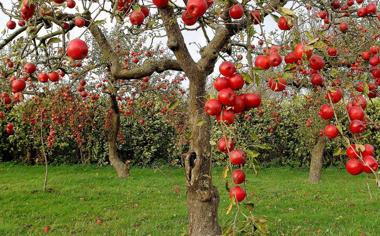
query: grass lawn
0 164 379 235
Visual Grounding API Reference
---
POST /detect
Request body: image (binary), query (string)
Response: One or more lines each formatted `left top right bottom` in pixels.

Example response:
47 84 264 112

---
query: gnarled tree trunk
108 94 129 178
308 136 326 184
185 75 221 236
156 7 223 234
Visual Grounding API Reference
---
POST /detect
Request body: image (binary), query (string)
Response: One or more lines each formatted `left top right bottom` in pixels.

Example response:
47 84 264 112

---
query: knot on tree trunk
184 151 197 183
196 188 213 202
167 38 179 51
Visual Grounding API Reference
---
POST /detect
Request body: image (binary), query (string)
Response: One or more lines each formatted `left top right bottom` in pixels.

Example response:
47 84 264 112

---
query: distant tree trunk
185 75 221 236
39 117 49 192
24 147 33 164
308 136 327 184
108 93 129 178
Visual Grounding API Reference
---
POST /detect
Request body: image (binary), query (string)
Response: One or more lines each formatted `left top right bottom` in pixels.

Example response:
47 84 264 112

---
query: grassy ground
0 164 379 236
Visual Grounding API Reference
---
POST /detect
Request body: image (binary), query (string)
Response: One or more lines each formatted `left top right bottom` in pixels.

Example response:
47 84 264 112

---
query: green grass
0 164 379 235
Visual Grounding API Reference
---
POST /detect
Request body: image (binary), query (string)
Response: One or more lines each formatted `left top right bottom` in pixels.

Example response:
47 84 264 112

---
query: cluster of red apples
317 0 380 29
253 35 379 178
254 44 326 92
204 61 262 203
318 91 378 175
129 6 150 26
2 38 88 135
180 0 213 26
6 0 77 31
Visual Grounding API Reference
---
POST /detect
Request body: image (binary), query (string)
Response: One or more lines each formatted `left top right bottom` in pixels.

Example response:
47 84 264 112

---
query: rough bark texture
108 94 129 178
187 185 221 236
184 75 221 236
308 136 327 184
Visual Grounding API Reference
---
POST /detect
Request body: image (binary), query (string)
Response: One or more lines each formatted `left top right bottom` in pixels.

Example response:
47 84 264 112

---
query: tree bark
24 147 33 164
108 94 129 178
185 75 221 236
308 136 327 184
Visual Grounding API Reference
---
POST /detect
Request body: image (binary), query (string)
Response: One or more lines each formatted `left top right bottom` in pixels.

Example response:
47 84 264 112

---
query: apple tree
1 0 379 235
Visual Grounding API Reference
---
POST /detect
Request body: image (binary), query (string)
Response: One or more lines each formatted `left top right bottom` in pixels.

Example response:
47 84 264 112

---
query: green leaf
282 72 293 79
226 201 234 215
333 147 343 157
248 26 255 37
330 68 339 78
242 72 253 84
239 31 244 41
250 132 259 141
207 93 217 100
196 119 205 127
336 124 343 135
223 166 229 179
363 83 369 95
246 149 260 158
132 5 141 10
145 18 156 29
270 14 280 23
93 19 106 26
253 143 272 150
168 100 179 110
255 74 260 86
343 137 351 147
305 32 314 41
284 64 296 72
46 37 61 45
280 7 296 16
313 40 326 50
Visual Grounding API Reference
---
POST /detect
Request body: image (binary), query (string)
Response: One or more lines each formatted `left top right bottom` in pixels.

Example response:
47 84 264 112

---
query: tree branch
85 15 122 77
85 11 182 81
0 26 27 50
115 59 182 80
197 26 230 74
159 7 199 77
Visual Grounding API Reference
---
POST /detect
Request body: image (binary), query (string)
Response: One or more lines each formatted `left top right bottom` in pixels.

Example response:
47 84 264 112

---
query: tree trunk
185 75 221 236
308 136 326 184
108 94 129 178
24 147 33 164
